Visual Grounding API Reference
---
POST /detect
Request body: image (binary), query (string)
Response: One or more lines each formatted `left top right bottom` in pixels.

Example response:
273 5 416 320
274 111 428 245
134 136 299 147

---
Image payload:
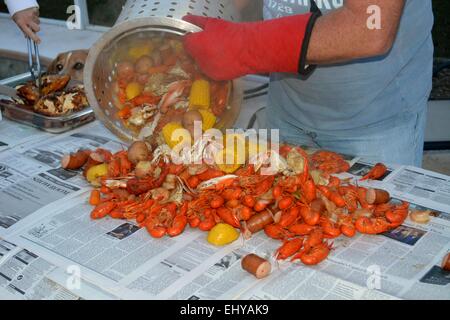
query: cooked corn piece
162 122 191 149
189 79 211 109
198 109 217 131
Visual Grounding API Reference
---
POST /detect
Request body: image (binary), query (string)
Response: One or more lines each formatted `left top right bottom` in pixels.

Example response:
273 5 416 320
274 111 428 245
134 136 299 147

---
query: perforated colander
116 0 240 23
84 0 243 143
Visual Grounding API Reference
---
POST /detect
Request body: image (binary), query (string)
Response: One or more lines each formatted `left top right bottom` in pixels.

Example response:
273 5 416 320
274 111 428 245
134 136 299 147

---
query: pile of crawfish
62 142 409 266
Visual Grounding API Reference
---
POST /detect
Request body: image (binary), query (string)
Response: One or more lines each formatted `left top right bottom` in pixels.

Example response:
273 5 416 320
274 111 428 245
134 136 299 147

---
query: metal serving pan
0 73 95 134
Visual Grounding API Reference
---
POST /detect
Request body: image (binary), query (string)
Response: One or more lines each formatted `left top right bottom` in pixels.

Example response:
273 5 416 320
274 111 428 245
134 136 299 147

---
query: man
5 0 41 43
183 0 434 167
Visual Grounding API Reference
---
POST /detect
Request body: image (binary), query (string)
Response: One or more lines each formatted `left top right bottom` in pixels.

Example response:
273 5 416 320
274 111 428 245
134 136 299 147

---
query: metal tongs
26 38 42 94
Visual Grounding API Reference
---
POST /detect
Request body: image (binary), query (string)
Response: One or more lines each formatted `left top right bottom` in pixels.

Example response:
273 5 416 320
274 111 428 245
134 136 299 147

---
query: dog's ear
47 53 64 74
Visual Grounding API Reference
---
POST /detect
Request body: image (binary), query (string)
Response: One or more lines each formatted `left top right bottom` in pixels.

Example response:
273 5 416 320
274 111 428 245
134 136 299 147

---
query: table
0 88 449 300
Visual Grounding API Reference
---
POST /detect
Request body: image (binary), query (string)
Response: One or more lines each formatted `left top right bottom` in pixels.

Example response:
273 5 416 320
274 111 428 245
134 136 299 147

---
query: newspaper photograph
347 161 395 182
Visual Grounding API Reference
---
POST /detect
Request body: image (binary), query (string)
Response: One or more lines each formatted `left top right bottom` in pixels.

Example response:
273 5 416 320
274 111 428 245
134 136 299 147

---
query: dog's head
47 50 89 82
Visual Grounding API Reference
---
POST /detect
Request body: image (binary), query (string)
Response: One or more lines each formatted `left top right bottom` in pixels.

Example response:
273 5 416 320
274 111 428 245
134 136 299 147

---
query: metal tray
0 73 95 133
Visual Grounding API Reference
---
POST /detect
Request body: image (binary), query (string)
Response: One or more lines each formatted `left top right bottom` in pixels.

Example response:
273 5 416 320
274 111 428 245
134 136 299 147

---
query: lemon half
207 223 240 246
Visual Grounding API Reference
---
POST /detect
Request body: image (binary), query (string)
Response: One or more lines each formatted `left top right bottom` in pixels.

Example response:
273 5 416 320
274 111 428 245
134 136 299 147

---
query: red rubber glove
183 4 321 81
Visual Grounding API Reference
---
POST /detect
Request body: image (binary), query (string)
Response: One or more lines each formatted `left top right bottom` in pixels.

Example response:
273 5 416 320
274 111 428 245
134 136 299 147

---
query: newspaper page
322 210 450 300
0 123 123 235
8 193 214 298
10 188 450 300
165 232 278 300
1 144 449 300
0 238 81 300
381 166 450 214
236 198 450 300
8 192 277 300
10 191 278 300
10 192 274 300
346 160 450 214
0 119 47 152
9 193 269 300
125 235 254 300
239 263 398 300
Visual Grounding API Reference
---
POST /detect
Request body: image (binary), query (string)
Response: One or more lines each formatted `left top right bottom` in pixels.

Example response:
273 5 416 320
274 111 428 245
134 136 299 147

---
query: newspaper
0 122 123 235
8 190 450 300
244 214 450 300
347 160 450 216
0 130 449 300
0 238 80 300
8 193 252 299
0 119 47 152
383 166 450 214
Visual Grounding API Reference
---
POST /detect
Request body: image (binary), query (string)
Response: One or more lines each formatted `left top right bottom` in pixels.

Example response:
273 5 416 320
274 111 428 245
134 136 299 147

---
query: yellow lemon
207 223 240 246
86 164 109 187
125 82 142 101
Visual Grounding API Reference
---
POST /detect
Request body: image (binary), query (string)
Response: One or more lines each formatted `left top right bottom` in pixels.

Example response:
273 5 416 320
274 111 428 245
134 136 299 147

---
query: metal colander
84 0 243 143
116 0 240 23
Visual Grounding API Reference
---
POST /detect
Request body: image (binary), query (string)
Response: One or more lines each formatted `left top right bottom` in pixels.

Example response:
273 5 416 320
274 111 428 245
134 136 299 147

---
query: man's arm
183 0 407 80
5 0 41 43
307 0 406 64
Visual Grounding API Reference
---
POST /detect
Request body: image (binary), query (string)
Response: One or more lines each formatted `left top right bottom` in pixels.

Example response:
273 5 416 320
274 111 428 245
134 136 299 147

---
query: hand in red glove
183 4 321 81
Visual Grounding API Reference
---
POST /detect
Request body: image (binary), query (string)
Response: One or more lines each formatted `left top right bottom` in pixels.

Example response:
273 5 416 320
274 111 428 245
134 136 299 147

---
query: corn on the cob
189 79 211 109
247 141 268 159
128 43 153 60
214 148 242 174
198 109 217 131
162 122 191 149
